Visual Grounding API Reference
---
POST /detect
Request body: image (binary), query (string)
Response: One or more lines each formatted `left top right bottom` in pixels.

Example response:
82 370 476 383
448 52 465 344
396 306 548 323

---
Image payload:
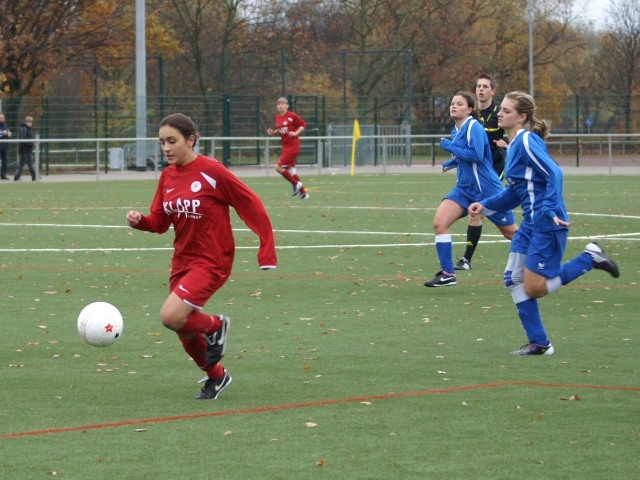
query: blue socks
516 297 549 345
559 252 593 285
435 234 454 273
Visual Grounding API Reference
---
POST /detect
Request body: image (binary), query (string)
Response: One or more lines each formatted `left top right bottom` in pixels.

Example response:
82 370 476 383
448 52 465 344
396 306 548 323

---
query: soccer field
0 173 638 479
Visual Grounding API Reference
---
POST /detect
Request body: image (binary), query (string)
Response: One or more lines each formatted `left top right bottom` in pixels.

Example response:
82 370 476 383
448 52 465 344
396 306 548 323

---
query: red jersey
133 155 277 274
274 111 306 150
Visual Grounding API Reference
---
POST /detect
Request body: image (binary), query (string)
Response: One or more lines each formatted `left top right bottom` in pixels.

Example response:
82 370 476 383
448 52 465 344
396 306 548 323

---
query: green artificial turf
0 173 637 479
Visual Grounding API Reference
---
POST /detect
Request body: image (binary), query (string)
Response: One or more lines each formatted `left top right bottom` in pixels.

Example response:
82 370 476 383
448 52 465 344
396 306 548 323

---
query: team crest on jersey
191 181 202 192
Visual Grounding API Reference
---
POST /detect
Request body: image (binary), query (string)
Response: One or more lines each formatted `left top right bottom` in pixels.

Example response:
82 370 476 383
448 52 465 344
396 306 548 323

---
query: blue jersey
481 129 568 232
441 117 505 200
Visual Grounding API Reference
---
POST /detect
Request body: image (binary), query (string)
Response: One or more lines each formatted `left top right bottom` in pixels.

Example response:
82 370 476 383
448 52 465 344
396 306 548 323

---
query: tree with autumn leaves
1 0 639 135
0 0 179 129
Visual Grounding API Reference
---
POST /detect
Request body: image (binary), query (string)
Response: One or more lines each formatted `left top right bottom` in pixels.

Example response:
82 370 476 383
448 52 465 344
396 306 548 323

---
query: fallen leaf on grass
560 394 581 401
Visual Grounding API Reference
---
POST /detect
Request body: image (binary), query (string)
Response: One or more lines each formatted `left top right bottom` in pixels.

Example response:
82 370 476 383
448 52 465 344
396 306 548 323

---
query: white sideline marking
0 236 637 253
0 213 638 253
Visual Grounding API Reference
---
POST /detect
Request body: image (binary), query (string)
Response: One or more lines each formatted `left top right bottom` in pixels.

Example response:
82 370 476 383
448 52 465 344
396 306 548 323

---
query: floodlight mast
528 0 535 96
135 0 148 171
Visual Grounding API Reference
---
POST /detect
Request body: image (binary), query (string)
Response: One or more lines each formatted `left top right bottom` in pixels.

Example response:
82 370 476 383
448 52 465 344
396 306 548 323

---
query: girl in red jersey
126 113 277 399
266 97 309 199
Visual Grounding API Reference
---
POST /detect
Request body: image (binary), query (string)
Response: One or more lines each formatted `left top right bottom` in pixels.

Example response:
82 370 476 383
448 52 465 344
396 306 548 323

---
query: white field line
0 235 637 253
0 211 638 252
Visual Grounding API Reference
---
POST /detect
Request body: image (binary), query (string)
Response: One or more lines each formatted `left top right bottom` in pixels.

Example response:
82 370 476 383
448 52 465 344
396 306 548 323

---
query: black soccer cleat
454 258 472 270
204 314 231 365
584 242 619 278
195 370 232 400
509 342 555 356
424 271 457 287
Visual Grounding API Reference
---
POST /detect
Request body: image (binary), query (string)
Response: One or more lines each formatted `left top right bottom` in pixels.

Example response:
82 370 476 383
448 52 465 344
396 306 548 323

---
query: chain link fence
2 93 638 173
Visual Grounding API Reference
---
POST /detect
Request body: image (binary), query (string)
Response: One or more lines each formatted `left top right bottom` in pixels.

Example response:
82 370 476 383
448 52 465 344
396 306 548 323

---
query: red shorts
169 265 230 309
277 147 300 168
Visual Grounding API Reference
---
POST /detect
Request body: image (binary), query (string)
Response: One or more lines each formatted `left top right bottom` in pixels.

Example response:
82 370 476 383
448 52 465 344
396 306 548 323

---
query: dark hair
453 90 479 119
476 73 497 90
503 91 549 139
160 113 199 145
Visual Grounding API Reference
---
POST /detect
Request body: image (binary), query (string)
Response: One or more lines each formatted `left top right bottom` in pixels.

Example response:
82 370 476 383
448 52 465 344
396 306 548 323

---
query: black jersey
479 102 506 176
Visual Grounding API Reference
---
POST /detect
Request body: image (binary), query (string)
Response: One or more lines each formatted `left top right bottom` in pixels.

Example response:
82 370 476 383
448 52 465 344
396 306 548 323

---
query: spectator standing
14 115 37 182
0 113 12 180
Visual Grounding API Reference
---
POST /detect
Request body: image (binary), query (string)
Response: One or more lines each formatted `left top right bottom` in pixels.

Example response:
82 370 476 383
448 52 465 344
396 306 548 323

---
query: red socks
179 311 221 335
177 312 226 380
279 169 296 184
179 335 225 379
204 362 225 379
179 334 208 369
292 173 306 194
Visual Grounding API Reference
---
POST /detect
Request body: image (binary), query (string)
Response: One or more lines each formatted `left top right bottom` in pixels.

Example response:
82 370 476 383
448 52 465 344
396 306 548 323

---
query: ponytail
529 115 549 139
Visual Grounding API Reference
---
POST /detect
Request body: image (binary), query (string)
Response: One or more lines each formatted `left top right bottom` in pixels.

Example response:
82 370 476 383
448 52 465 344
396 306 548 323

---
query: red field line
514 381 640 391
2 380 638 440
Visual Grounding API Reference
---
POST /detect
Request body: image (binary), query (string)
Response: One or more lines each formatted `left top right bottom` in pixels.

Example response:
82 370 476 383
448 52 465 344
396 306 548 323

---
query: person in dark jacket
0 112 11 180
14 116 37 181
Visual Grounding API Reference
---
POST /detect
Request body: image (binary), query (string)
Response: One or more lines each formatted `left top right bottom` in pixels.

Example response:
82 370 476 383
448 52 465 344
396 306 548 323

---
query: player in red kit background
267 97 309 199
126 113 277 400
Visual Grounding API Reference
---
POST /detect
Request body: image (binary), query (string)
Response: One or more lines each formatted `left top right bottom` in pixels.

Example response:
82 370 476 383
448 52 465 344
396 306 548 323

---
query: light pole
528 0 534 96
135 0 147 171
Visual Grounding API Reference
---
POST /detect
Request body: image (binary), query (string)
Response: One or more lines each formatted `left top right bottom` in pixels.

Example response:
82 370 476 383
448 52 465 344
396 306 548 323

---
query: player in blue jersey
469 91 620 356
424 91 518 287
455 74 509 271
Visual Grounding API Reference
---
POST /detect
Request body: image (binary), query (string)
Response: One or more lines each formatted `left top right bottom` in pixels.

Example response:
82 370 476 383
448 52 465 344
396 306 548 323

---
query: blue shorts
445 186 516 227
510 224 568 279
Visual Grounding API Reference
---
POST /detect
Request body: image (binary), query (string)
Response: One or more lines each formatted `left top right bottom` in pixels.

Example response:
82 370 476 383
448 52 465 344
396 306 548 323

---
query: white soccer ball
77 301 124 347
